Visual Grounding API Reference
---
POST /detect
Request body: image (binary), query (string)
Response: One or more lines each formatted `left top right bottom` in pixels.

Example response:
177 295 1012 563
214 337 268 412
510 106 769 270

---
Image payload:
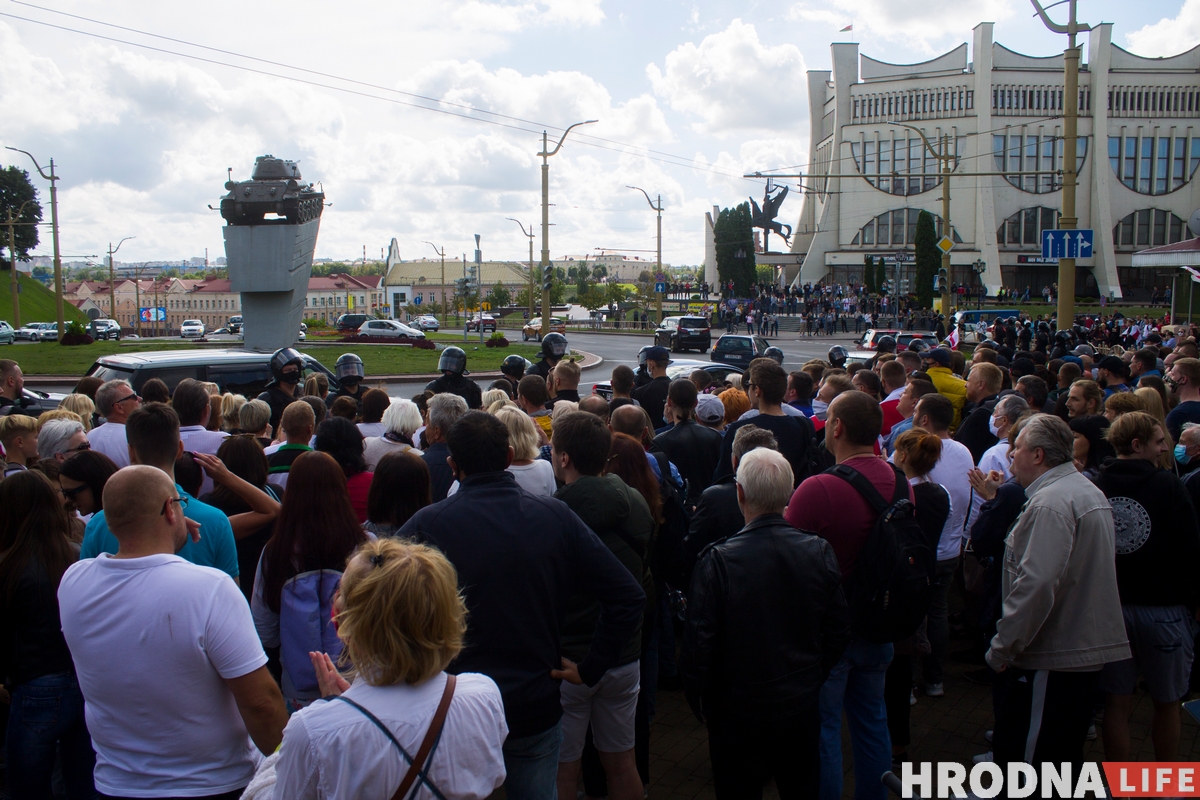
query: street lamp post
423 242 445 322
628 186 664 325
886 123 954 315
108 237 135 331
506 218 536 321
538 120 597 324
7 147 63 341
973 259 987 310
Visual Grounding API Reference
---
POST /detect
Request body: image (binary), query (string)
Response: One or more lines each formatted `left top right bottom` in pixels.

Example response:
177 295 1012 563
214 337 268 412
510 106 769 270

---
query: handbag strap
392 674 457 800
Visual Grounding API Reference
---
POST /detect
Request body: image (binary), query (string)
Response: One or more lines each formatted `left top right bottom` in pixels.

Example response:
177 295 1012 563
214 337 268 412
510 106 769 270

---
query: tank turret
220 155 324 226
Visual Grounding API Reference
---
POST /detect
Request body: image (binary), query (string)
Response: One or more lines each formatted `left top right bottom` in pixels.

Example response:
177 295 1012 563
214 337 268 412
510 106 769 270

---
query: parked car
357 319 426 339
15 322 59 342
83 349 336 397
228 315 243 334
522 317 565 341
709 334 772 367
90 319 122 341
180 319 206 338
897 332 936 350
413 315 440 332
335 313 371 333
654 315 711 353
0 387 66 417
856 329 900 351
593 359 743 401
467 314 497 333
0 320 14 345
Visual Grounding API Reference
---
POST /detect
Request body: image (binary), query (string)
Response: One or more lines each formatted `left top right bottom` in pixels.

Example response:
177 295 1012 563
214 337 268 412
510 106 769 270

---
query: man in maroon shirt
785 390 907 800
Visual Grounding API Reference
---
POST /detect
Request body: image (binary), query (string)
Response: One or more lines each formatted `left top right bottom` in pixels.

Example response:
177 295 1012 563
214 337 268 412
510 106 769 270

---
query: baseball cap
696 394 725 425
646 345 672 363
1097 355 1130 377
923 348 951 366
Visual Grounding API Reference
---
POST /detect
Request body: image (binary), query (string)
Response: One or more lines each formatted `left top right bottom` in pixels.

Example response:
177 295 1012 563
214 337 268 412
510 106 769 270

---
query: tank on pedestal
220 156 325 352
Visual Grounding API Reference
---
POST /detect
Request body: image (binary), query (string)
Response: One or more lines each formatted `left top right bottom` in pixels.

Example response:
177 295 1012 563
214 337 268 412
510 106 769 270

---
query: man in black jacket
954 361 1003 463
681 448 849 799
1094 411 1200 763
256 348 303 434
652 379 722 506
631 346 672 430
672 425 778 590
420 393 467 501
400 411 644 800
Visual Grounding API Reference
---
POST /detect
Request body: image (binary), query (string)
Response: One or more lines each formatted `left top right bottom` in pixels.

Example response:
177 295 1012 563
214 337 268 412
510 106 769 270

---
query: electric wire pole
628 186 664 323
7 148 63 341
538 120 596 330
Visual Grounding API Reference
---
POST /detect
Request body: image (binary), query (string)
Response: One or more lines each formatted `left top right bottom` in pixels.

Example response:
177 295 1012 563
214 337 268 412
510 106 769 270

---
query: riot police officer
257 347 304 434
426 346 482 409
763 346 785 366
500 354 527 396
869 334 896 369
526 332 569 381
828 345 848 369
325 353 368 411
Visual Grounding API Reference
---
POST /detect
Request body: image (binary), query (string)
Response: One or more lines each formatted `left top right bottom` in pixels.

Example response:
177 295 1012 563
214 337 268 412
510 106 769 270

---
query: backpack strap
826 463 897 515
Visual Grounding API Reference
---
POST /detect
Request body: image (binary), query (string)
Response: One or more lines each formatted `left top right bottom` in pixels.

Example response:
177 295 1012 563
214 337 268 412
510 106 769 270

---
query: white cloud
1125 0 1200 57
450 0 604 32
646 20 807 137
785 0 1017 54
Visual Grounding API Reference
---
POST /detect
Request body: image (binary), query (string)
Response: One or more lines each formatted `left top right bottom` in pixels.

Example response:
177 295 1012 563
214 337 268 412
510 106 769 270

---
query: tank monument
220 155 325 352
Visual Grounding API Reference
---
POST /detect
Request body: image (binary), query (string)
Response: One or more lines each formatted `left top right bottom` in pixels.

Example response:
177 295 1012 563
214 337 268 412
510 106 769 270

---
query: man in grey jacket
987 414 1130 773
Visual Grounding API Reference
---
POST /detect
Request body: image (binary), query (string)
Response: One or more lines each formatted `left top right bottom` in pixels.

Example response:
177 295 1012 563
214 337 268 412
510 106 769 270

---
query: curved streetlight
6 147 63 340
537 120 597 318
107 236 135 329
628 186 664 322
507 218 536 319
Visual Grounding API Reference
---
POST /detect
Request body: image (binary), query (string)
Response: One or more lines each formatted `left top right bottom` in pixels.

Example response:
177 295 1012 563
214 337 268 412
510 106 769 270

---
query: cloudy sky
1 0 1197 268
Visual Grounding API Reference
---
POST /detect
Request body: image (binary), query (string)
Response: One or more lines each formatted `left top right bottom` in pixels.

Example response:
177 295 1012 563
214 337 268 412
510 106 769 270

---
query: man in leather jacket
680 448 849 799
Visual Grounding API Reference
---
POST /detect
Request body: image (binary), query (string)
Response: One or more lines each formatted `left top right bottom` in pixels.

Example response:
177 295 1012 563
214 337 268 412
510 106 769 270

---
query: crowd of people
0 311 1198 800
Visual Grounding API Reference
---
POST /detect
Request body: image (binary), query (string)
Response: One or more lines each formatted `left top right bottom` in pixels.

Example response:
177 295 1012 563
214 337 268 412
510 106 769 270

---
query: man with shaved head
611 403 681 486
59 466 287 799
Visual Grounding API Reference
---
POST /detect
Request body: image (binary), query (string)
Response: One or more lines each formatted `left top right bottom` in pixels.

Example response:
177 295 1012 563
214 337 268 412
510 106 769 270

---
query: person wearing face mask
966 395 1029 529
258 348 305 435
1178 423 1200 496
809 374 853 423
1164 358 1200 442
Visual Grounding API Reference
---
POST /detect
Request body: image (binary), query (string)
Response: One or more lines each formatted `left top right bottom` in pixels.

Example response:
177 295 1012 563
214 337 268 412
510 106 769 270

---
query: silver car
0 320 14 345
180 319 206 338
358 319 426 339
414 315 440 332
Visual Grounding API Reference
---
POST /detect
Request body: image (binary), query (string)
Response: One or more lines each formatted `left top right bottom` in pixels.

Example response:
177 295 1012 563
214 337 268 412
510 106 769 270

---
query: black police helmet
637 345 653 367
501 354 526 379
907 339 931 353
764 346 784 365
334 353 364 386
438 346 468 376
876 335 897 353
541 332 569 360
270 347 304 383
828 345 848 364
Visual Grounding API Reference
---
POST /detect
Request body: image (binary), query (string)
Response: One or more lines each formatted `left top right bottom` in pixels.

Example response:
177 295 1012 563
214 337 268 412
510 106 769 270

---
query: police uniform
425 373 482 410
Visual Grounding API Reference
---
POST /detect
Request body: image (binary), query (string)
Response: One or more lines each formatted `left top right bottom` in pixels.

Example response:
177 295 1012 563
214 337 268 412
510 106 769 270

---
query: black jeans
993 668 1099 775
883 653 912 749
707 705 820 800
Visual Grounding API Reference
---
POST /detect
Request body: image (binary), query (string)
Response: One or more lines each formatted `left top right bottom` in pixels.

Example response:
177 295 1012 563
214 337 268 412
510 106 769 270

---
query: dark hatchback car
335 313 371 333
84 349 336 397
654 315 711 353
710 334 771 367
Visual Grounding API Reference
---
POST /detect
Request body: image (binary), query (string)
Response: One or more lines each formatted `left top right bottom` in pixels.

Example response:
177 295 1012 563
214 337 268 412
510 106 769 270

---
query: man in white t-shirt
908 393 974 698
87 379 141 468
172 378 230 496
59 466 286 799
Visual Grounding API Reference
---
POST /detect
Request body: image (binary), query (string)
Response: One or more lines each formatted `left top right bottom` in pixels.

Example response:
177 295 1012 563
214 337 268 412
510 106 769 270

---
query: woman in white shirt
363 399 422 470
269 538 508 800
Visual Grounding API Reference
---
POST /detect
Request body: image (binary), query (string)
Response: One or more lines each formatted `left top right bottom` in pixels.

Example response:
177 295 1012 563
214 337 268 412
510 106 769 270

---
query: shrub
61 320 93 346
485 336 510 348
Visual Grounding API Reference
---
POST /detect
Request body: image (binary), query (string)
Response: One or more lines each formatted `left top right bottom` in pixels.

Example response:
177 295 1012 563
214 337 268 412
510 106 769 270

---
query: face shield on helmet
828 345 848 365
763 346 784 365
637 345 652 367
270 347 304 384
876 335 896 353
334 353 365 387
541 333 569 360
438 346 468 375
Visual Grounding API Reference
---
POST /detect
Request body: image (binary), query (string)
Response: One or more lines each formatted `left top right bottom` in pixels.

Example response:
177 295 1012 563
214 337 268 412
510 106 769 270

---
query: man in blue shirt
79 403 239 582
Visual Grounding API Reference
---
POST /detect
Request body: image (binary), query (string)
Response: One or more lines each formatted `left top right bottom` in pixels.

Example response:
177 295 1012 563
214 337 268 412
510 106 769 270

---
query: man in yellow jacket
923 347 968 432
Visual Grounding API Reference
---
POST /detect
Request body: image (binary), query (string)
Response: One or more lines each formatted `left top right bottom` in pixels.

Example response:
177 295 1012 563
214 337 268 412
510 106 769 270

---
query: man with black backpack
786 391 933 800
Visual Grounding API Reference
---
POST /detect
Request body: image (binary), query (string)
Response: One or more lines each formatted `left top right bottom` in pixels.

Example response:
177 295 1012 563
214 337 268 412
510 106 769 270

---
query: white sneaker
985 730 993 743
909 689 917 706
925 682 945 697
972 751 993 764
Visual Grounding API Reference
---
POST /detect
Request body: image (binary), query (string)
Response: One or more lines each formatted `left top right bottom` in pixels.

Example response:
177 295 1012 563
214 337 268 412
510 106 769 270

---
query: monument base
224 219 321 352
756 252 804 289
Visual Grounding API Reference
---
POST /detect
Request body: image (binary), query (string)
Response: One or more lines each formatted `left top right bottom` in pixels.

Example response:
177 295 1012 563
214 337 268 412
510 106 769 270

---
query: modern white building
790 22 1200 299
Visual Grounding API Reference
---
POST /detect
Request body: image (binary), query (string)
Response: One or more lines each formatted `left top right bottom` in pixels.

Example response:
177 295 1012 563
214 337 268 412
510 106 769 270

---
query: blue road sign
1041 229 1094 259
655 282 667 293
414 295 423 305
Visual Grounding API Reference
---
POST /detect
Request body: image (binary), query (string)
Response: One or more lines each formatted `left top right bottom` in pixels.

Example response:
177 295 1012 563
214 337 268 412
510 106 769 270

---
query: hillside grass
0 273 88 326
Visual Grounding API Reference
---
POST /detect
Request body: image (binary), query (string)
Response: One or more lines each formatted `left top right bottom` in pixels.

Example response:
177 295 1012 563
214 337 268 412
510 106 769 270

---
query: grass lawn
0 274 89 326
9 339 545 377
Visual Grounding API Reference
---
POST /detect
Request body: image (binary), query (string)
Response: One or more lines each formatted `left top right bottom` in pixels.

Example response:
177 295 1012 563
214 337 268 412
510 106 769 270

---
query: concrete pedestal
224 219 321 352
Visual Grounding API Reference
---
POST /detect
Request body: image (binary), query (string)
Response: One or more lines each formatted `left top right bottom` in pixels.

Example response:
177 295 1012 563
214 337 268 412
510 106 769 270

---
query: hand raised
309 651 350 698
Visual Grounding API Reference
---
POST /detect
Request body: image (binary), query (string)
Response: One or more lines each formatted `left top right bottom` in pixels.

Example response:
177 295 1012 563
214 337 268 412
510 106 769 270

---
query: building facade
791 22 1200 299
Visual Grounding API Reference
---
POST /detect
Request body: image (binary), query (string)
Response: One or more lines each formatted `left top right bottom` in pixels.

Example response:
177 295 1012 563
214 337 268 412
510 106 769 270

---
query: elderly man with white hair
987 414 1129 780
362 398 423 469
680 448 849 800
38 418 90 462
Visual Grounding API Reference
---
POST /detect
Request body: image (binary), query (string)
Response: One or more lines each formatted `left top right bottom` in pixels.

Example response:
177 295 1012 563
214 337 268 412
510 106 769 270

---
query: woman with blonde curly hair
270 538 508 800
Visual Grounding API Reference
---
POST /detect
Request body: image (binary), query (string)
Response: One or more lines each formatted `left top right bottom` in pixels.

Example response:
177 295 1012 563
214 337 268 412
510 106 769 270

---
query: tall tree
914 210 938 308
0 167 42 271
863 255 876 293
876 260 888 295
714 202 756 296
485 281 511 309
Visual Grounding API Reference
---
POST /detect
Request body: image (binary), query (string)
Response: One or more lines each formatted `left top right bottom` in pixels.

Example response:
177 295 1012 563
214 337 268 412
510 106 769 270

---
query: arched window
992 132 1088 193
996 207 1059 248
1108 134 1200 195
850 208 962 247
850 134 965 196
1112 209 1188 249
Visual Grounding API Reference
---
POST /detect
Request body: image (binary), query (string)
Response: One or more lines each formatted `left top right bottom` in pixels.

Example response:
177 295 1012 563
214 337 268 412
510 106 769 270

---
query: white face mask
811 398 829 418
988 415 1003 437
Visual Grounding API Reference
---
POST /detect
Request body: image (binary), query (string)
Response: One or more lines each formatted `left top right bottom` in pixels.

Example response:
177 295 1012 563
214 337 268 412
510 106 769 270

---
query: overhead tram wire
4 3 755 183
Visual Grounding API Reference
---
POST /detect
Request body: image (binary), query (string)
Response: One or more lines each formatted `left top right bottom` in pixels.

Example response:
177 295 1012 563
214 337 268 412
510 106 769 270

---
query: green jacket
556 474 654 666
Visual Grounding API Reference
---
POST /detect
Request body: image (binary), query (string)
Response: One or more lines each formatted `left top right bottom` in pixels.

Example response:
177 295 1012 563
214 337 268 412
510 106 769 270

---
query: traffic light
542 264 553 291
468 266 477 282
900 279 910 293
936 268 949 294
455 277 468 294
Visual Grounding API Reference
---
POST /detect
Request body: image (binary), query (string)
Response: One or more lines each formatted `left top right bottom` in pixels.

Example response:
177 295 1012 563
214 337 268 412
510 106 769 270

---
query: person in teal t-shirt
78 401 240 582
80 485 238 580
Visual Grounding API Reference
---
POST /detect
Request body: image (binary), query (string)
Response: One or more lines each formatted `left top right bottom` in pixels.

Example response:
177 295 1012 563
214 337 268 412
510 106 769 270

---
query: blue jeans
502 721 562 800
818 636 893 800
6 671 97 800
